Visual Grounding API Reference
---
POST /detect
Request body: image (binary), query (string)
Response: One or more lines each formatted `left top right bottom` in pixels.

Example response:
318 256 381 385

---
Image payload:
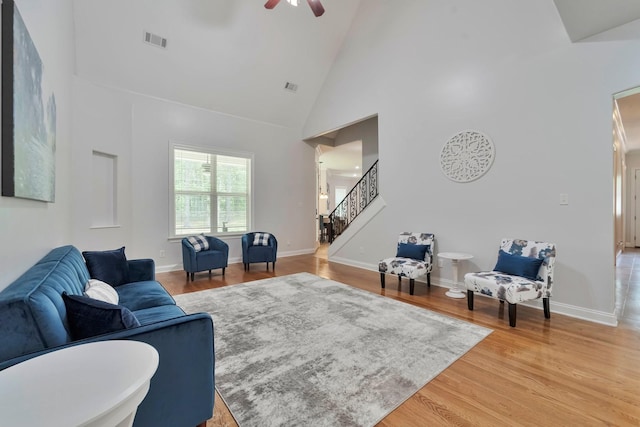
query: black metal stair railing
328 160 378 243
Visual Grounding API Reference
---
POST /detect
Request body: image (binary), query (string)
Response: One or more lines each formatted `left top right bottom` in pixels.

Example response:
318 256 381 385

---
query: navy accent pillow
82 247 130 287
396 243 429 261
494 250 543 280
62 293 140 341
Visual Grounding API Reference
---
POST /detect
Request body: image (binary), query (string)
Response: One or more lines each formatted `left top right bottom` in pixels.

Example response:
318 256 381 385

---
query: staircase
328 160 378 243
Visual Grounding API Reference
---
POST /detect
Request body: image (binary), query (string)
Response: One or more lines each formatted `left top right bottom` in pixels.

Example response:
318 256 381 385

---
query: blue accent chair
182 236 229 281
241 232 278 271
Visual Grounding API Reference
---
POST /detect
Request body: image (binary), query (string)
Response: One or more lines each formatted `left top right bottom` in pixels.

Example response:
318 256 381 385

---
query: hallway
617 248 640 327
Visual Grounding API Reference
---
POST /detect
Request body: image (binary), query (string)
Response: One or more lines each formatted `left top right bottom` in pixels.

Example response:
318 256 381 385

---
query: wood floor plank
160 249 640 427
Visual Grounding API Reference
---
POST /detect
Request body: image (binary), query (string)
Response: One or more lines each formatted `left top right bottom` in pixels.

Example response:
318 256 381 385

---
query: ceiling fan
264 0 325 17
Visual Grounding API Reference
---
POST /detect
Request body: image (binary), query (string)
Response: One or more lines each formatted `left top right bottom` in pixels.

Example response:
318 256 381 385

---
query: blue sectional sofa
0 245 214 427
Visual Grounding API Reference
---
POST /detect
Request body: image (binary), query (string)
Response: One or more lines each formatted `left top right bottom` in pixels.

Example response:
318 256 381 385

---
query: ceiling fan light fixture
264 0 324 17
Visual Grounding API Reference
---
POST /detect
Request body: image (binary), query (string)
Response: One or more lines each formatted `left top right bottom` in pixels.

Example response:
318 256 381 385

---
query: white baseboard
155 248 316 274
327 256 619 327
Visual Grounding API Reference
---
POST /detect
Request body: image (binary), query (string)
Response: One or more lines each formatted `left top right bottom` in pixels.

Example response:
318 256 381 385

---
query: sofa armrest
0 313 215 427
128 259 155 282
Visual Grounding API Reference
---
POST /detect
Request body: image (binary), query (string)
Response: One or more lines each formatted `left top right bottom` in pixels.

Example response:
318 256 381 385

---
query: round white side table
0 340 159 427
438 252 474 299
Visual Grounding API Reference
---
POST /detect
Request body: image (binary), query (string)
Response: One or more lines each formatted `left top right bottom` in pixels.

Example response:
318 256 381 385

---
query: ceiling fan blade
264 0 281 10
307 0 325 17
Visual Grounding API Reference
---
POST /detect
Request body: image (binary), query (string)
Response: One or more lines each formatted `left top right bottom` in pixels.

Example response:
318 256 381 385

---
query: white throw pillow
84 279 119 305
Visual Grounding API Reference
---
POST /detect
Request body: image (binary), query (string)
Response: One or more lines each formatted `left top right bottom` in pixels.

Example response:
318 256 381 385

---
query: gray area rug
174 272 492 427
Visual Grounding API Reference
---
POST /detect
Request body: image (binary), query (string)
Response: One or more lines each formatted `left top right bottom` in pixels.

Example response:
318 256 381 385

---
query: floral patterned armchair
378 232 435 295
464 238 556 327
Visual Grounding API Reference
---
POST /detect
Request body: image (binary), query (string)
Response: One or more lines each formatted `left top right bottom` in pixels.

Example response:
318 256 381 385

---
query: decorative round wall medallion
440 130 495 183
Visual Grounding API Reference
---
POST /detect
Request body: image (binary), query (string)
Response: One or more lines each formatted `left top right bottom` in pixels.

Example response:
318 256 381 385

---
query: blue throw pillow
62 293 140 341
82 247 130 287
494 250 543 280
396 243 429 261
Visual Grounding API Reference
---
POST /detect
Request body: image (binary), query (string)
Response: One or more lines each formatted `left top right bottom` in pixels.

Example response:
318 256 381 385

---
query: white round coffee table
0 340 159 427
438 252 474 299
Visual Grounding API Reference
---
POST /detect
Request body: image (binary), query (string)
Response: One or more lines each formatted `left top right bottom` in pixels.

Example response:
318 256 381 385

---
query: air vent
143 31 167 49
284 82 298 92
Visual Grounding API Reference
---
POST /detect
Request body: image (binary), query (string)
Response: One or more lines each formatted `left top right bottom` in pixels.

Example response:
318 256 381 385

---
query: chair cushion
464 271 546 304
379 257 429 279
187 235 209 252
84 279 119 305
494 250 543 281
396 243 429 261
253 232 271 246
62 293 140 340
82 247 130 287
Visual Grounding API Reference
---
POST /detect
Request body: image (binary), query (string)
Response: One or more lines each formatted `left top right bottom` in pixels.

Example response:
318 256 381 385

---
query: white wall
305 0 640 325
0 0 75 290
334 116 378 172
71 78 316 270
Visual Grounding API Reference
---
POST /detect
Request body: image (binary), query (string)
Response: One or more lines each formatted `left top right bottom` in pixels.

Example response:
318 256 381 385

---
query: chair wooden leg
209 269 211 278
186 272 189 281
508 303 517 327
266 262 269 271
398 275 402 291
427 272 431 288
409 278 415 295
543 297 550 319
467 290 474 310
380 273 385 289
222 267 226 276
190 272 194 281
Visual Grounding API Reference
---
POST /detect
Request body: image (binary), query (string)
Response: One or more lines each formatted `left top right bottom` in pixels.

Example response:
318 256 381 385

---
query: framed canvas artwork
2 0 57 202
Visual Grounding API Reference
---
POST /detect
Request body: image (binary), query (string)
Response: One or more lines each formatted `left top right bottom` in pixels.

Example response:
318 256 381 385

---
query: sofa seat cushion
133 305 186 325
116 281 175 311
464 271 546 304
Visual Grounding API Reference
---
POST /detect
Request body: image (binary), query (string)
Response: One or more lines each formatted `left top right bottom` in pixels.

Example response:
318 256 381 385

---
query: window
170 144 252 237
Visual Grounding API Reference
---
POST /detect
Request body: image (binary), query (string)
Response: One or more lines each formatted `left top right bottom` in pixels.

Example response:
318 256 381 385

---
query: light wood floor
158 246 640 427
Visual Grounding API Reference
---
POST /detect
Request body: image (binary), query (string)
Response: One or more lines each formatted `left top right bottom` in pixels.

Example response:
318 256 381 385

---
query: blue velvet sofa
0 245 214 427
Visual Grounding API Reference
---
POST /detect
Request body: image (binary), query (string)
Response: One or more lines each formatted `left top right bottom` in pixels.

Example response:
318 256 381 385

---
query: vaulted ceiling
73 0 362 129
73 1 640 148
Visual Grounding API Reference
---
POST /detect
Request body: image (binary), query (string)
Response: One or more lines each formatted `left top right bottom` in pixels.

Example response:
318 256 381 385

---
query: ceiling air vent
284 82 298 93
143 31 167 49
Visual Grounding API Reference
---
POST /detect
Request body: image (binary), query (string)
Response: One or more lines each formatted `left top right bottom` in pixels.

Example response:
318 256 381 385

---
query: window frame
169 142 254 239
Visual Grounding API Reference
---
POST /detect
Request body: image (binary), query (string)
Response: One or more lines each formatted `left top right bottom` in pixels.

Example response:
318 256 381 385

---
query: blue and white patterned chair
378 232 435 295
464 238 556 327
